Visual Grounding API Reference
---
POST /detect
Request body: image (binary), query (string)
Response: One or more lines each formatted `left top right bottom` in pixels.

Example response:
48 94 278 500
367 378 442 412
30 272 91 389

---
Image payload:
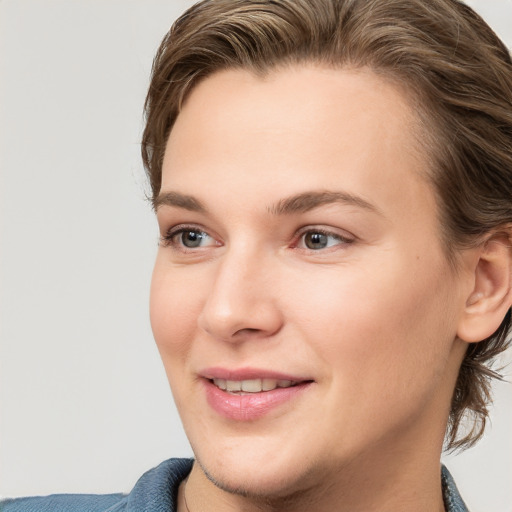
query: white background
1 1 511 510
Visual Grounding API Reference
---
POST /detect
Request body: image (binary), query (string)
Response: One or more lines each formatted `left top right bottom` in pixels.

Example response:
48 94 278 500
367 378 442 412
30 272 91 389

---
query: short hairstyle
142 0 512 450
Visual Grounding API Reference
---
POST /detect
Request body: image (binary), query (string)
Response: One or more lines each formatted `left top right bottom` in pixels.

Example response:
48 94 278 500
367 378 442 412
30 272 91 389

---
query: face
151 66 468 497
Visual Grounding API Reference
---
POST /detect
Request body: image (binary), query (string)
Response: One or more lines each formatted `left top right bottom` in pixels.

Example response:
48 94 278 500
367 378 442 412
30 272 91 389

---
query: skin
150 66 478 512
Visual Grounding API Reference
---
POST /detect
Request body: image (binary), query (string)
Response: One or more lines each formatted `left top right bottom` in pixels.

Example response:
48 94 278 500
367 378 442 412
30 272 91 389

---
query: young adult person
2 0 511 511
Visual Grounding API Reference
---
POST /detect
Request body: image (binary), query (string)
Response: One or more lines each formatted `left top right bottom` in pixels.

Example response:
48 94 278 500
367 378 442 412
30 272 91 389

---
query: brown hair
142 0 512 450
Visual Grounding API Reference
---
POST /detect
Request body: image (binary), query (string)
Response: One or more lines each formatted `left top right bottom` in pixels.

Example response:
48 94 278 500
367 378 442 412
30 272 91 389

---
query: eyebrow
268 190 381 216
153 191 207 213
154 189 381 216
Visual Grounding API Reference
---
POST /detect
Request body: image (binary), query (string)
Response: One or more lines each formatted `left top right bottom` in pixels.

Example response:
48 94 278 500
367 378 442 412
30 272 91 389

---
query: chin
192 440 328 501
200 459 316 500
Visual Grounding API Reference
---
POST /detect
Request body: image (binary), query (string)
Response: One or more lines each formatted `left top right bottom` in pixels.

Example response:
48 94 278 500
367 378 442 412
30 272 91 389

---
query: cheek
287 253 458 398
149 260 204 362
285 257 459 453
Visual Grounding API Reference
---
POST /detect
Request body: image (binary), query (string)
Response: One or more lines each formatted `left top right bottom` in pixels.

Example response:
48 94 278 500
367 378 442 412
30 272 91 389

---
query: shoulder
0 493 126 512
0 458 194 512
0 494 125 512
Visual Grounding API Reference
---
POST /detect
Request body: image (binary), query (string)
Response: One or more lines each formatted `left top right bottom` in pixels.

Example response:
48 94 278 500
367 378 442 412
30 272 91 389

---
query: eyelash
160 225 355 252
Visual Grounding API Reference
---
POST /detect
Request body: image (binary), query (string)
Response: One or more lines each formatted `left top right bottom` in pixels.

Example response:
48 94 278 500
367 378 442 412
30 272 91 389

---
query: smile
211 378 298 393
202 370 313 421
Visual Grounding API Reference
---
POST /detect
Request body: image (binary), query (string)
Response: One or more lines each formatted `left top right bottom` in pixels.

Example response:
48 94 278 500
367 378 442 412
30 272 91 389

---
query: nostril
231 326 277 339
235 327 260 334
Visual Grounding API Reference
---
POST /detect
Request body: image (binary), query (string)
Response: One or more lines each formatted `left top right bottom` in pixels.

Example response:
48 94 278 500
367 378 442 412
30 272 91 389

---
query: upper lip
200 367 312 382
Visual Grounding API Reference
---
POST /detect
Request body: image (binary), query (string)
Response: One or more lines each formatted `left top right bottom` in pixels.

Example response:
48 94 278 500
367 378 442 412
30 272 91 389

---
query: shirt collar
442 465 469 512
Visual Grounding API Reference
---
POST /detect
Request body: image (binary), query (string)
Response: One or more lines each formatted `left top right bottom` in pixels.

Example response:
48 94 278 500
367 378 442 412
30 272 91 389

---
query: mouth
210 378 300 394
201 369 314 421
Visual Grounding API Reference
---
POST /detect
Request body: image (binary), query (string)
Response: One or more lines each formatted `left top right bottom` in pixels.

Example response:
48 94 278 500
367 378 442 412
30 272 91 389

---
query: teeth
241 379 263 392
214 379 227 390
225 380 242 392
262 378 277 391
212 378 297 393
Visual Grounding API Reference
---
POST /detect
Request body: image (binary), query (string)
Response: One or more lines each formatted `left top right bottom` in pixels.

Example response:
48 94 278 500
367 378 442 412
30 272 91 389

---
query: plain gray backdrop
1 1 511 511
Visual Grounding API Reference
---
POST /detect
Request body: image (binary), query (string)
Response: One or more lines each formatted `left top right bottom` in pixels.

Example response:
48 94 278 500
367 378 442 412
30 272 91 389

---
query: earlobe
457 233 512 343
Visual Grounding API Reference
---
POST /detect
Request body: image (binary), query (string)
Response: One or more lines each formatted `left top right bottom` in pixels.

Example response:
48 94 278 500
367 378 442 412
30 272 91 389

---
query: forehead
161 65 434 222
167 65 422 159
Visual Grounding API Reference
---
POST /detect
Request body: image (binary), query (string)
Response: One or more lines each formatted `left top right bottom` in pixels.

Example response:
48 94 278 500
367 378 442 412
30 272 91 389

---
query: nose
197 248 283 342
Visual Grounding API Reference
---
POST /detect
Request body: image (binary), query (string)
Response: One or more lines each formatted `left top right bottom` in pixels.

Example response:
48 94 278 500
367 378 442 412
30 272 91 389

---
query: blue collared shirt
1 459 469 512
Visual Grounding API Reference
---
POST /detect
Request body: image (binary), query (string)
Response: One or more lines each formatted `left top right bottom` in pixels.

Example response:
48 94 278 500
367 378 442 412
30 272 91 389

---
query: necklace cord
183 481 191 512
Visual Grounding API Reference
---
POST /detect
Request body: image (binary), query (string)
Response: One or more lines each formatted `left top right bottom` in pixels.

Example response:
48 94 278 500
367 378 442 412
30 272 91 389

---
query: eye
297 229 353 250
161 226 217 249
178 229 210 248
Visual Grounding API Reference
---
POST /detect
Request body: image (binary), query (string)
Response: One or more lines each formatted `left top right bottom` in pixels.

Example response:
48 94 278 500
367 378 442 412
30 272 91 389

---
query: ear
457 232 512 343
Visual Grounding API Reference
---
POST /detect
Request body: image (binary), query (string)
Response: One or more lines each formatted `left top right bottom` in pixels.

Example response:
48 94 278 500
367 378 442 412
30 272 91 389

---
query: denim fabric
1 459 468 512
0 459 193 512
442 464 470 512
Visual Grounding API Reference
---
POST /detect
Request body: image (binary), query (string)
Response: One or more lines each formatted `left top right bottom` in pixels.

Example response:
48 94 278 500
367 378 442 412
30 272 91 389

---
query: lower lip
203 380 312 421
